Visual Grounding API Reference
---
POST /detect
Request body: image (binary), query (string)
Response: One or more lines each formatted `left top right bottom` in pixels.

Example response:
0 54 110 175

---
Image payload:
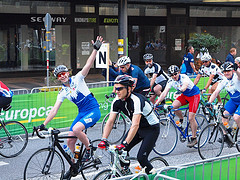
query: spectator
102 60 119 82
182 46 198 76
225 48 236 64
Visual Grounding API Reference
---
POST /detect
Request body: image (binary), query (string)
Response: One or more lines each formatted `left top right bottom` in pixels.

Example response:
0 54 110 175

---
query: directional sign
44 13 52 31
96 43 109 68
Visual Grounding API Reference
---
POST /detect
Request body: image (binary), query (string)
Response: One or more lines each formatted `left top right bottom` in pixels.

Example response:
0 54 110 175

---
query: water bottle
232 122 238 134
74 143 81 159
134 165 141 173
223 122 232 133
63 144 74 159
176 121 183 130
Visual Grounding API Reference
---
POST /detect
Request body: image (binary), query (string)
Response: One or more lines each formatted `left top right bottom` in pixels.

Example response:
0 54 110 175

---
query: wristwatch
123 140 129 147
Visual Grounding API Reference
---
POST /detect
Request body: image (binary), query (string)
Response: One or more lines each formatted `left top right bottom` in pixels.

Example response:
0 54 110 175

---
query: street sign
96 43 109 68
44 13 52 31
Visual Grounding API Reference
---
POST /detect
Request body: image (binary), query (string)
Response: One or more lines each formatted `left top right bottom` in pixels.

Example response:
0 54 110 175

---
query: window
99 3 118 15
76 5 95 13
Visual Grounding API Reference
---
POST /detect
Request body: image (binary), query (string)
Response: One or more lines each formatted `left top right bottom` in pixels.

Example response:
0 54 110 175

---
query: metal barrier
12 88 29 95
30 86 62 94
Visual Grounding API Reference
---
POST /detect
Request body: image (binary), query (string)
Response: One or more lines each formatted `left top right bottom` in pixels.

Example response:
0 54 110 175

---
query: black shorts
0 96 12 109
151 80 168 93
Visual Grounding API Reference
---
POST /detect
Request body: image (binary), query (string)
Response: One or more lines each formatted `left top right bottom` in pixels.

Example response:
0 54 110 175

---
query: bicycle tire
93 169 120 180
235 127 240 152
0 121 28 158
186 114 209 148
153 118 178 156
101 113 127 144
197 123 224 160
149 156 169 168
80 139 112 180
23 148 65 180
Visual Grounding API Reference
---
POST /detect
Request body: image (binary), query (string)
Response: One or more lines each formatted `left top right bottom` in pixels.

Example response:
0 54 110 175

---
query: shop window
76 5 95 13
190 6 238 17
128 4 167 16
99 3 118 15
171 8 186 15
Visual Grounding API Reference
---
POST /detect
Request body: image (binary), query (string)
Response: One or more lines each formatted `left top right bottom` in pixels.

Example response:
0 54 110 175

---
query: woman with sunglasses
99 74 160 175
193 53 224 104
36 36 103 179
154 65 200 147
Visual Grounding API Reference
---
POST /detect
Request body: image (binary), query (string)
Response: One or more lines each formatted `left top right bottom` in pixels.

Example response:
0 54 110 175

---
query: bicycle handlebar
32 126 52 139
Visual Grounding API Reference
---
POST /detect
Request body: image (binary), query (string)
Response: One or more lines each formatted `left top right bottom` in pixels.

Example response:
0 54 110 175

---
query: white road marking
0 161 9 166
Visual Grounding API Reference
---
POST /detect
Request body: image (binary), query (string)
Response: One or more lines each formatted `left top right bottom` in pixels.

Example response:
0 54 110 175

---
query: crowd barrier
2 76 227 133
108 153 240 180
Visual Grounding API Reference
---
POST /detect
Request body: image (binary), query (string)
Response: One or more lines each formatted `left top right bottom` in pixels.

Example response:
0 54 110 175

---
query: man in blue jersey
182 46 198 76
117 56 150 96
36 36 103 179
207 62 240 146
225 48 236 64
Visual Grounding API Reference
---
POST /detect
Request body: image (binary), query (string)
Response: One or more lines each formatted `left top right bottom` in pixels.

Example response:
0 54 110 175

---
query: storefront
0 0 240 77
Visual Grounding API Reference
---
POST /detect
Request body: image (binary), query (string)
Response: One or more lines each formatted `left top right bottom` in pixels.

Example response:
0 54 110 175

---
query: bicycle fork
41 149 55 175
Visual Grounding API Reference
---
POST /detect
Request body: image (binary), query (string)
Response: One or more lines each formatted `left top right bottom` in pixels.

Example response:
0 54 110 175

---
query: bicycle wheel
198 123 224 159
0 121 28 158
80 139 112 180
101 113 127 144
93 169 120 180
235 127 240 152
153 118 178 156
23 148 65 180
149 157 169 169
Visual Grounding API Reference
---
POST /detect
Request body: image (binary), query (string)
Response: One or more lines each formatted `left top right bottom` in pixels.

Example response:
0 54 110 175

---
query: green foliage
188 33 223 53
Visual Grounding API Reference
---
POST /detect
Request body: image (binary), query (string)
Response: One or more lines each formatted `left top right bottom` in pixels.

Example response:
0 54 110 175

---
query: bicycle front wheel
0 121 28 158
235 127 240 152
153 118 178 156
101 113 127 144
93 169 120 180
198 123 224 160
23 148 65 180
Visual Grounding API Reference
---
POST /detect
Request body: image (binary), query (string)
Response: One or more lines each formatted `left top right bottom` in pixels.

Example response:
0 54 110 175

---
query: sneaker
187 137 197 147
63 169 71 180
82 149 92 162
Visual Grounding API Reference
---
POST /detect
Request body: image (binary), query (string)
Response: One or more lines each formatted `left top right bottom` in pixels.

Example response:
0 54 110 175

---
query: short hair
187 46 193 52
230 48 236 53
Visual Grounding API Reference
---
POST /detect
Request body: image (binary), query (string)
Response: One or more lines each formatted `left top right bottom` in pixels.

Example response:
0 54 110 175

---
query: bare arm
150 74 157 89
132 77 138 91
124 114 141 144
102 112 118 139
209 89 221 103
180 81 189 92
190 62 197 73
81 36 103 77
204 74 214 90
155 86 170 105
43 101 62 126
193 74 202 85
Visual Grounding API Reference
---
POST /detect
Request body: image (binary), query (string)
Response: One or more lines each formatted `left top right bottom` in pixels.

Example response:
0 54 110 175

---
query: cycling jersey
144 63 169 84
0 81 13 98
110 92 159 128
183 53 194 74
166 74 200 96
198 63 223 84
120 64 150 91
216 73 240 103
57 71 99 112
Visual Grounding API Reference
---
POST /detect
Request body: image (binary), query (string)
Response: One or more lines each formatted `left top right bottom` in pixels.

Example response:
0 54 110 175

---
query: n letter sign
96 43 109 68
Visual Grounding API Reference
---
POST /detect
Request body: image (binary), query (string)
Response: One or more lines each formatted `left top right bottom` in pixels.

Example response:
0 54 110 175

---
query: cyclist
194 54 224 104
98 75 160 175
154 65 200 147
36 36 103 179
207 62 240 145
117 56 150 96
143 53 169 103
0 81 13 111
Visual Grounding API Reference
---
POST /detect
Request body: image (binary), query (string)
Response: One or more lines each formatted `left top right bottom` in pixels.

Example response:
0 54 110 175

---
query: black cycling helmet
221 62 234 72
143 53 153 62
168 65 180 75
114 75 135 87
53 65 68 77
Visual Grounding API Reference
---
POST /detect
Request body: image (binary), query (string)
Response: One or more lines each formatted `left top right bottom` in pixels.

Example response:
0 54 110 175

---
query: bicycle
93 144 169 179
23 127 111 180
0 105 28 158
153 105 208 156
197 108 240 159
101 94 173 144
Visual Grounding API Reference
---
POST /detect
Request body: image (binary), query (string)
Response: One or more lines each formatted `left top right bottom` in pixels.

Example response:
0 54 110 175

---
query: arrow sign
44 13 52 31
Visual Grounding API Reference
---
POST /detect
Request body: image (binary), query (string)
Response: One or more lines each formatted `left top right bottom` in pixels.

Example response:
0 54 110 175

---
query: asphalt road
0 123 239 180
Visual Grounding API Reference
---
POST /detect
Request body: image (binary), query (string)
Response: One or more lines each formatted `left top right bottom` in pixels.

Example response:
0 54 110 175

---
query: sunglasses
170 73 178 76
120 66 125 69
115 87 127 91
57 72 67 78
202 61 208 63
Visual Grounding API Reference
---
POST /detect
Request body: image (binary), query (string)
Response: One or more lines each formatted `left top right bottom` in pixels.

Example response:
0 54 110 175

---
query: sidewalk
2 73 105 90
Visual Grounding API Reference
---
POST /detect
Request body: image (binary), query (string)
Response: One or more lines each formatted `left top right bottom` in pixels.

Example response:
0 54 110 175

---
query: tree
188 33 223 54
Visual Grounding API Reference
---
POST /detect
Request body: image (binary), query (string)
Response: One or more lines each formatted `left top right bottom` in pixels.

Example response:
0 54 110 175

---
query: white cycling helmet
235 57 240 63
117 56 131 66
143 53 153 62
53 65 68 77
201 54 212 61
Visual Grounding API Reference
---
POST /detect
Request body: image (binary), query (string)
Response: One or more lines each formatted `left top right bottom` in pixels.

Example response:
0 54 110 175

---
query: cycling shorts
151 80 168 93
176 94 200 113
0 96 12 109
70 107 101 130
224 99 240 116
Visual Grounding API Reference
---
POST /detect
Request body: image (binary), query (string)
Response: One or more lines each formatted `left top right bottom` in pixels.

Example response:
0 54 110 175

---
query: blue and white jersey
144 63 169 84
166 74 200 96
183 53 194 74
217 73 240 103
57 71 99 112
198 63 223 84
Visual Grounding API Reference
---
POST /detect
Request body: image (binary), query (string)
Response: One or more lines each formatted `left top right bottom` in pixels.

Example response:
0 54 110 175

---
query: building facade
0 0 240 77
